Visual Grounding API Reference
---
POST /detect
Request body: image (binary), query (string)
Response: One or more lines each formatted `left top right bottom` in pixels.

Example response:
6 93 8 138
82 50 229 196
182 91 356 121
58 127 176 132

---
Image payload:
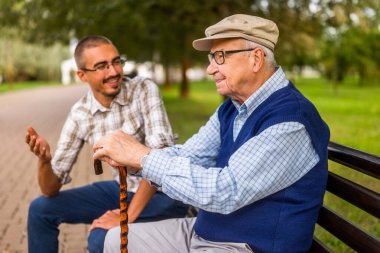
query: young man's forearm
127 179 157 223
37 160 62 197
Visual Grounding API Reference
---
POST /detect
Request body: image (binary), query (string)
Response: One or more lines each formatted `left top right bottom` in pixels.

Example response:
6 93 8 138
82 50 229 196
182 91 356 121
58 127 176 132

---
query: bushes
0 38 69 83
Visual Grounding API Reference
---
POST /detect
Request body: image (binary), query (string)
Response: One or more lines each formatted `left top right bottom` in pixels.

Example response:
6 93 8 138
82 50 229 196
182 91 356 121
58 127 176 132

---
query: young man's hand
89 209 120 232
25 126 52 163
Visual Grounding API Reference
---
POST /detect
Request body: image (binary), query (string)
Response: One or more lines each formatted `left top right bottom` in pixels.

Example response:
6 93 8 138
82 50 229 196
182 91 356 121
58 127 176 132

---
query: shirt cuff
141 149 171 186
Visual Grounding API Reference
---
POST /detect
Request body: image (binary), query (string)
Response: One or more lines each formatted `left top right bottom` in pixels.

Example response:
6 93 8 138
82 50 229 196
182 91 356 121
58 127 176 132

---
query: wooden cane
118 166 129 253
94 160 128 253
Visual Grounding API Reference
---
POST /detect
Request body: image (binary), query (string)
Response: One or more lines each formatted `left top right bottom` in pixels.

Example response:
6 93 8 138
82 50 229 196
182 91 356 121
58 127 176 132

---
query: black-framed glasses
208 48 257 65
81 57 126 72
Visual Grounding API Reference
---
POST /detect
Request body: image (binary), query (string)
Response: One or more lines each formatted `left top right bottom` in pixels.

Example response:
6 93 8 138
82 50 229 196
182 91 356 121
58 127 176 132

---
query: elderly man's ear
250 49 265 72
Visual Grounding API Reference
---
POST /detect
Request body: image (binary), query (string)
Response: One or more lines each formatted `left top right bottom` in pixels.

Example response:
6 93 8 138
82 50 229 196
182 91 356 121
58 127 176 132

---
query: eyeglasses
81 57 126 72
208 48 257 65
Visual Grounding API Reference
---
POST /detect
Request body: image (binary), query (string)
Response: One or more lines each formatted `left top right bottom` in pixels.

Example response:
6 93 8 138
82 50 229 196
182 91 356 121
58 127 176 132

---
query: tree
0 0 253 97
262 0 323 73
1 0 379 90
0 27 67 84
318 0 380 87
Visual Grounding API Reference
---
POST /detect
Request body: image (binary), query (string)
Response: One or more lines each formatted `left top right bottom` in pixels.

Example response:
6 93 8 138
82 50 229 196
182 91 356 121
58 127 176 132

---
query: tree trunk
6 41 14 87
180 57 189 99
163 64 171 90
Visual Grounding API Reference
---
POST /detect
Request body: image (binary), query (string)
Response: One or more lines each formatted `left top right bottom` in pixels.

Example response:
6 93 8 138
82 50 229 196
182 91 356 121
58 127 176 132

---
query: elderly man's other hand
93 130 151 169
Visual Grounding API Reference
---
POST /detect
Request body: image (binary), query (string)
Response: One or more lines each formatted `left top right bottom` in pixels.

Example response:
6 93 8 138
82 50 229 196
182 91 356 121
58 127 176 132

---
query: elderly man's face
206 38 255 103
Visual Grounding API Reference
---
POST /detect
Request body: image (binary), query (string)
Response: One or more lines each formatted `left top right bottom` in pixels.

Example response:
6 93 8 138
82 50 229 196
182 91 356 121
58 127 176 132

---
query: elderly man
94 14 330 253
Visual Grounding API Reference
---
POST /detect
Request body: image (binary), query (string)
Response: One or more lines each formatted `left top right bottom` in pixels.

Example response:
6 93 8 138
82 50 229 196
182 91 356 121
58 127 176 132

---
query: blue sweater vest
194 82 330 253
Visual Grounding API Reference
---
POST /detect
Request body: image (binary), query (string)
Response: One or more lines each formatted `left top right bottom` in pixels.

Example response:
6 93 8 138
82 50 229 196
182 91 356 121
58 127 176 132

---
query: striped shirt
142 67 319 213
52 76 174 192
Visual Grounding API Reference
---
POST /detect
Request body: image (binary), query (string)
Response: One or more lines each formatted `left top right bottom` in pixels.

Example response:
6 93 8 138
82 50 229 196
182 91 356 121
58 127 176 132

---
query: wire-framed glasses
81 57 126 72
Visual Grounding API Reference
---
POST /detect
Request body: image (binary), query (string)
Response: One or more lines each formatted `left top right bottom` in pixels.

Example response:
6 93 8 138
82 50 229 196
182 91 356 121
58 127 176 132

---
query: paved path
0 84 113 253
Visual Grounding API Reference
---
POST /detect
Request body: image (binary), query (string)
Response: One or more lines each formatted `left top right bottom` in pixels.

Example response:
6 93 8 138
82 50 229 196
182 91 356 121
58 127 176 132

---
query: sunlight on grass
294 77 380 155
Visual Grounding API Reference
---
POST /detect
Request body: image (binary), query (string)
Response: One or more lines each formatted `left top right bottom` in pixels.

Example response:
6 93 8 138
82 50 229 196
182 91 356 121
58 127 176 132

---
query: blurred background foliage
0 29 68 83
0 0 379 97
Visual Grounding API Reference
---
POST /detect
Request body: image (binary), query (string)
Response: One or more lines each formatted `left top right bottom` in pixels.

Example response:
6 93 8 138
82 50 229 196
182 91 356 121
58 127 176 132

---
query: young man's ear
76 70 87 83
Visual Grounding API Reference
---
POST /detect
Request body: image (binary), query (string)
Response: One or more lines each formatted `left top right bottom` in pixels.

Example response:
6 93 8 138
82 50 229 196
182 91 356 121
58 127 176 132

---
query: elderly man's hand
93 130 151 169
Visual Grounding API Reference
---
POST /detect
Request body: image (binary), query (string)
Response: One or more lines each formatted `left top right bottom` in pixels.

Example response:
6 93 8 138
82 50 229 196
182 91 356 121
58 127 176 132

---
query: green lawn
162 82 222 143
0 81 58 93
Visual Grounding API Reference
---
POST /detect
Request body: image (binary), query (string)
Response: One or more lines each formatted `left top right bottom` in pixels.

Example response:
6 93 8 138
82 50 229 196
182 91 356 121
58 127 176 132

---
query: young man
25 35 188 253
95 15 330 253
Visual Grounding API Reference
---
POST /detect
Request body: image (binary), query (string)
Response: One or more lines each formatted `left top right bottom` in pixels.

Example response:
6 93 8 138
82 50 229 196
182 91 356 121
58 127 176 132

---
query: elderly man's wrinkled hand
93 130 151 169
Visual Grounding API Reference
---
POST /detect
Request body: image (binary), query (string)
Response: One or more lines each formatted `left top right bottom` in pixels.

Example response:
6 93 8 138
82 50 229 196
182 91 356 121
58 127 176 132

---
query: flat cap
193 14 279 51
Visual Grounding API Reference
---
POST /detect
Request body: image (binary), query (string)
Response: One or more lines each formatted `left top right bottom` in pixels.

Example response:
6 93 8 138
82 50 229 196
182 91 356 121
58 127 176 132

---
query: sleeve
51 112 84 184
139 79 175 148
142 121 319 214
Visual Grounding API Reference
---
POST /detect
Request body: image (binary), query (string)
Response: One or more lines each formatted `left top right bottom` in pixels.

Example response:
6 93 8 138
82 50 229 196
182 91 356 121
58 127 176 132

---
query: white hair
245 40 277 70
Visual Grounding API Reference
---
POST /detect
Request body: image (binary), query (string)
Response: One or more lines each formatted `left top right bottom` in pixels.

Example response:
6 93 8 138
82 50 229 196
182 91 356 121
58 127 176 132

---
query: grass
293 77 380 154
0 81 58 93
162 82 222 143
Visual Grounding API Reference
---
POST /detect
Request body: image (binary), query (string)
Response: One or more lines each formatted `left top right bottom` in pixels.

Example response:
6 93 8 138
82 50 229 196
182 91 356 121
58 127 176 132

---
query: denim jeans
27 180 189 253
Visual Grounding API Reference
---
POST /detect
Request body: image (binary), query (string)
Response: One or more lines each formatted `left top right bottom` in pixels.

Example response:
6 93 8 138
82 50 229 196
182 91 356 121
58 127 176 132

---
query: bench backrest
309 142 380 252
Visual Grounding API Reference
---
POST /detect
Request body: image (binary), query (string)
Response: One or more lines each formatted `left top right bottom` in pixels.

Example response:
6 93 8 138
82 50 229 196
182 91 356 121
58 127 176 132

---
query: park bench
308 141 380 252
188 141 380 252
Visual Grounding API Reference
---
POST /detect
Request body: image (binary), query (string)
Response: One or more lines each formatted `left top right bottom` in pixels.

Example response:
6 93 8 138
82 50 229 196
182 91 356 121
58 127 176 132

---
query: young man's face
77 43 124 107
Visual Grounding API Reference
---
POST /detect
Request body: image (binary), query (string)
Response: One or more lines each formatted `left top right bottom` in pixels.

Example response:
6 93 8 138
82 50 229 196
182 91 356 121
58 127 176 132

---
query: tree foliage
0 28 68 84
317 0 380 85
0 0 379 90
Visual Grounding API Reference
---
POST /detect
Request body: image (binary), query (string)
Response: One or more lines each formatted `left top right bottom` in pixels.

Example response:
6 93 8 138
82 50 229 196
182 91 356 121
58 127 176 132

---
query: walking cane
94 159 129 253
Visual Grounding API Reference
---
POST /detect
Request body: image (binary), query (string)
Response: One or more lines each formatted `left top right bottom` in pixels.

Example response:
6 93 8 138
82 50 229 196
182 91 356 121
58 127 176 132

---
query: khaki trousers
104 217 253 253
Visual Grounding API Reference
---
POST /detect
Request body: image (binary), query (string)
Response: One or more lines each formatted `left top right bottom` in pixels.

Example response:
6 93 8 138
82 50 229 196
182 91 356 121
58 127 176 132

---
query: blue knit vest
194 82 330 253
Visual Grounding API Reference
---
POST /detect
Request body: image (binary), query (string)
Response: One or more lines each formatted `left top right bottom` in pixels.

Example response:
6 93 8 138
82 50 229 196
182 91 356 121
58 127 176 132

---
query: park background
0 0 379 252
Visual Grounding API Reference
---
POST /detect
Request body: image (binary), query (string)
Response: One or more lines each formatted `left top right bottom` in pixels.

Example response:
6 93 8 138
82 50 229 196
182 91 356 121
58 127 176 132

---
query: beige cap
193 14 279 51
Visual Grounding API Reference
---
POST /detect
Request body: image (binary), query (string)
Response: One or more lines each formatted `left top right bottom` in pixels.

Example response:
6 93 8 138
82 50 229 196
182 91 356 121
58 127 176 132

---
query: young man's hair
74 35 113 69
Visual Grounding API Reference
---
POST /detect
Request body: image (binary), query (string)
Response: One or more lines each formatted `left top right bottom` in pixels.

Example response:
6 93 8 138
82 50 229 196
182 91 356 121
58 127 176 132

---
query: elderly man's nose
206 60 218 75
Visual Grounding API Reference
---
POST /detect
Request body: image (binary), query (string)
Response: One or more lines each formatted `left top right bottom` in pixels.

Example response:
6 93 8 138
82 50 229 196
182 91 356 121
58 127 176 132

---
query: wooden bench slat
308 237 334 253
328 142 380 179
327 172 380 218
317 206 380 252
